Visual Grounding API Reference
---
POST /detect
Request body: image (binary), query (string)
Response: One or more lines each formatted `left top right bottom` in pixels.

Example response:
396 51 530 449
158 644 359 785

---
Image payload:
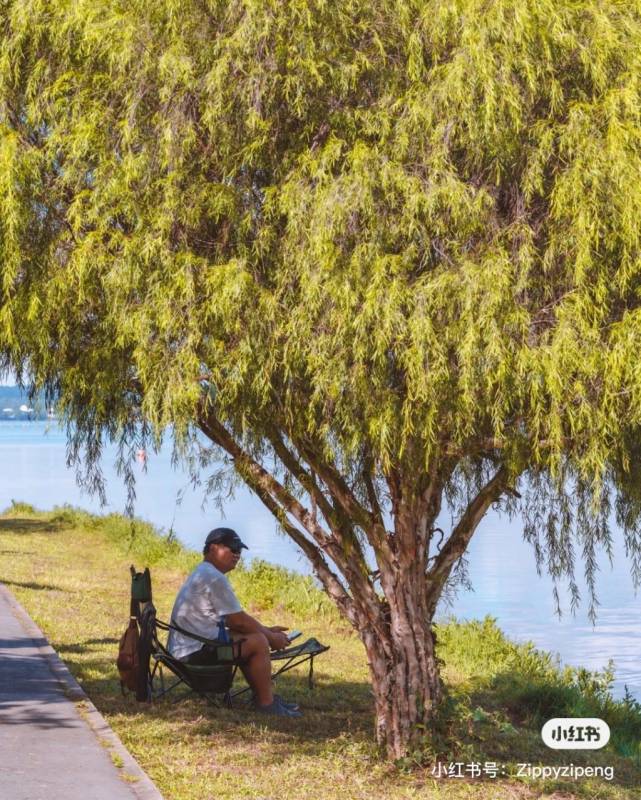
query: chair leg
308 655 315 690
149 660 163 700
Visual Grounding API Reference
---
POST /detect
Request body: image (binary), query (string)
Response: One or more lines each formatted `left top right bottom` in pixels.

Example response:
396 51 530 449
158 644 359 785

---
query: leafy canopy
3 0 641 611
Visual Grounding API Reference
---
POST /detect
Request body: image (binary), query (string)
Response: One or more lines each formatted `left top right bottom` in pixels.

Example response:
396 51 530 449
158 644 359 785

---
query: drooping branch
296 437 379 532
198 412 355 611
264 426 347 537
198 409 390 637
425 465 509 616
200 413 326 538
263 425 383 587
268 423 380 575
240 469 359 625
294 434 396 572
362 457 385 531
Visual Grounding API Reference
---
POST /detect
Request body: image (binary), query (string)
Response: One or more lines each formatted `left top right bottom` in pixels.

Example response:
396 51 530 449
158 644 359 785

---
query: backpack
117 601 140 693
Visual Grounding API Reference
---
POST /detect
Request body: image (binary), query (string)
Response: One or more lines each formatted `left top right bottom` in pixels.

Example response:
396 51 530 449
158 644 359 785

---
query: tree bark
196 406 509 760
360 592 441 760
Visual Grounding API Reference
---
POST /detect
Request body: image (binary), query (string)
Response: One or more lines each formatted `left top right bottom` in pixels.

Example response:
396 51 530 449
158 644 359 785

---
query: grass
1 501 640 799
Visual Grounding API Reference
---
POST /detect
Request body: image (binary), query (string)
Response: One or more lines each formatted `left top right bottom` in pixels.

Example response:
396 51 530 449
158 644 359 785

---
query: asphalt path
0 583 164 800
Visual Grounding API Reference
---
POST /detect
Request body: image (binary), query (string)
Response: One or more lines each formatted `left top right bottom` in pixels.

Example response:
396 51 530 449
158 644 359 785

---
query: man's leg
232 631 273 706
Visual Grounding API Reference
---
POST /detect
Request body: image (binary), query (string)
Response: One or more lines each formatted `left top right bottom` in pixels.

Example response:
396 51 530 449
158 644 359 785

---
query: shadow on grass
103 671 641 792
20 638 641 794
2 579 68 592
56 637 119 655
0 517 58 534
61 652 375 750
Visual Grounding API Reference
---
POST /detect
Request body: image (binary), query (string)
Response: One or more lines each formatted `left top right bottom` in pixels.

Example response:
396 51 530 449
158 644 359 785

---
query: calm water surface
1 420 639 698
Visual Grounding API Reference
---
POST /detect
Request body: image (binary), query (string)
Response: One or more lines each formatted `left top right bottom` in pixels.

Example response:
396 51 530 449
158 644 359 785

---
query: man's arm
226 610 290 650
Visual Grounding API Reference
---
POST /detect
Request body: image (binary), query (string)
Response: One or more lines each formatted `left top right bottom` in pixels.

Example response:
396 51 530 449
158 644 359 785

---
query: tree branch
296 437 377 531
264 425 340 533
296 436 397 572
262 425 378 586
199 412 330 546
197 408 387 630
362 455 385 530
241 471 359 625
426 466 508 615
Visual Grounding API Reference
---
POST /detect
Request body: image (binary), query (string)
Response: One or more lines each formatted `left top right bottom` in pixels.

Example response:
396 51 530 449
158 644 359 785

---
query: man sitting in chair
167 527 302 717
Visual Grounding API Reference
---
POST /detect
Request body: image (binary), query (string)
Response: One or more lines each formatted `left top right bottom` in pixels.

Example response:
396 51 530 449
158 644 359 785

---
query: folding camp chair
128 566 329 707
229 636 330 702
141 603 243 706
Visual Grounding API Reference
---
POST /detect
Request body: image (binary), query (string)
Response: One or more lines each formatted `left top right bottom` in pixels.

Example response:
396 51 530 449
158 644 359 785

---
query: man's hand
226 611 290 650
267 630 290 651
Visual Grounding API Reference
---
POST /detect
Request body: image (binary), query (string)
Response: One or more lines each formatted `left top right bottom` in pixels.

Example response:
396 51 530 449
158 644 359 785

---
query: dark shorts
181 641 239 665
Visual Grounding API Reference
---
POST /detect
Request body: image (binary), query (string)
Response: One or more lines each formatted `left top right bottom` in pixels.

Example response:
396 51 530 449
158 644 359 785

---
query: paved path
0 583 164 800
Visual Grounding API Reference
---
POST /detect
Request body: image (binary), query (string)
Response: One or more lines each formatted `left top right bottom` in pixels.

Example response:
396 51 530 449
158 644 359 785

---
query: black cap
204 527 248 552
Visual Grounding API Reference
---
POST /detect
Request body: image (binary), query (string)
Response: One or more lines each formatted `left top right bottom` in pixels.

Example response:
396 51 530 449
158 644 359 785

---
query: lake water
1 420 639 699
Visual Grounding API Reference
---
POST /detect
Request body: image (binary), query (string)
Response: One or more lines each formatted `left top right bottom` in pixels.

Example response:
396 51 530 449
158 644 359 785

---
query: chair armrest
270 637 330 660
154 617 246 664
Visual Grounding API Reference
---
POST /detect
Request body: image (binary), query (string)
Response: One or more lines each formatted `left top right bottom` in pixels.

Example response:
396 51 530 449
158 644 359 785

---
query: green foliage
4 0 641 681
437 616 536 683
6 499 37 514
7 500 337 618
88 512 197 569
232 558 339 621
437 616 641 760
3 0 641 474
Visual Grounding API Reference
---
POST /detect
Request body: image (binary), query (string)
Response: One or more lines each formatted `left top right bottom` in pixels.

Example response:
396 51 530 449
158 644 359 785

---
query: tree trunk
360 594 441 759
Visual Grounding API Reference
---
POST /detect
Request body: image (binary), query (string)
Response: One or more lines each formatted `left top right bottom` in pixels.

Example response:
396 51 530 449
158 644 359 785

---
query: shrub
5 500 37 514
231 558 338 621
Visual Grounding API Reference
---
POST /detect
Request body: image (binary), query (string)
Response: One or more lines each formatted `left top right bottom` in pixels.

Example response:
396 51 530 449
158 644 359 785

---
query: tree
3 0 641 758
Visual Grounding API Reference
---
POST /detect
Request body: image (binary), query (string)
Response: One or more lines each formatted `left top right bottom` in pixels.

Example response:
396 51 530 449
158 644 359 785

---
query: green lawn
1 503 639 800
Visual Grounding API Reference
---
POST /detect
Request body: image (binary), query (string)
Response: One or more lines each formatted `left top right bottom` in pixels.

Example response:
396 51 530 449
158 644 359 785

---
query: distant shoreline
0 415 54 421
0 385 53 421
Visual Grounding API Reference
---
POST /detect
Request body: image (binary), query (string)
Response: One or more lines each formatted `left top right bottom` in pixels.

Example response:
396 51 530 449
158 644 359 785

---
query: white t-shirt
166 561 242 659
